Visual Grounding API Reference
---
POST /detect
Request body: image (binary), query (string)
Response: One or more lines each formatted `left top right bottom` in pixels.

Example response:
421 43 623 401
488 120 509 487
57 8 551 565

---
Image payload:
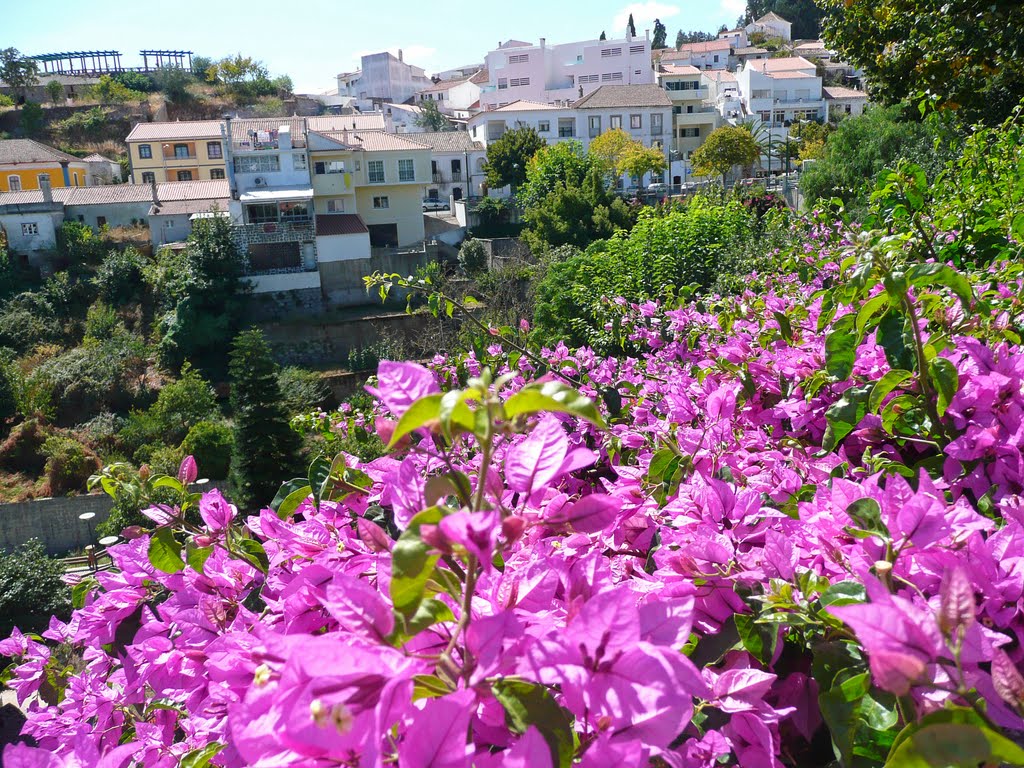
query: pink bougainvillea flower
365 361 440 417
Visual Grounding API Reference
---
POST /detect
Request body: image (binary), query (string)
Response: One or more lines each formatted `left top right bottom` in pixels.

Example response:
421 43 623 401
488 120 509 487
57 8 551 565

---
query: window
294 154 308 170
96 216 107 228
21 222 38 236
7 176 21 191
630 45 645 54
279 201 311 222
557 118 575 138
326 199 345 213
752 89 771 99
141 171 155 183
509 77 530 87
678 127 701 138
635 69 642 75
601 48 622 57
588 115 601 137
173 143 191 159
774 110 785 124
368 160 385 183
246 203 278 224
37 173 51 186
73 173 80 185
651 114 663 135
758 111 771 122
315 160 347 174
207 141 223 159
164 220 175 229
610 115 622 129
630 114 642 129
398 158 415 182
713 55 719 63
687 105 695 114
672 105 681 114
508 53 529 64
139 144 152 159
579 74 599 84
373 195 389 209
211 168 225 179
234 155 281 173
177 170 193 181
498 78 508 90
538 120 550 133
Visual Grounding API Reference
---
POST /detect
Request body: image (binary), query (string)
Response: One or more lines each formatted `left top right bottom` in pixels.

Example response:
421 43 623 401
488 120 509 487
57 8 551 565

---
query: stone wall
0 494 112 556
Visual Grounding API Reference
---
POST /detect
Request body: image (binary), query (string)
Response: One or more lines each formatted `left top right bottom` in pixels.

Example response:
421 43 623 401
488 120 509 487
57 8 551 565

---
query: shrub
0 93 14 107
54 106 109 143
57 221 107 265
0 418 48 474
0 305 60 353
0 540 71 636
19 102 43 136
457 238 488 275
95 247 146 306
277 367 331 416
111 71 154 93
143 444 184 477
42 435 98 495
148 364 219 445
180 420 233 479
83 301 120 342
0 356 15 427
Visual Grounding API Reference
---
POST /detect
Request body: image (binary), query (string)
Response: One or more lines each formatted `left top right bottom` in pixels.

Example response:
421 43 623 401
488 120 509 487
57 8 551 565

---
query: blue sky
2 0 745 93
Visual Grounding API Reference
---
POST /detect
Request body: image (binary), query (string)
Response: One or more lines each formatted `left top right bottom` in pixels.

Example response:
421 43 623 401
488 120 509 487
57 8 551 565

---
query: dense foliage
3 101 1024 767
0 540 70 637
484 127 546 191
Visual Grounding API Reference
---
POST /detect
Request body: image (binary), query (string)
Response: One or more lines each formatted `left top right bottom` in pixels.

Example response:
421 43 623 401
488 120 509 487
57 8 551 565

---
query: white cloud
350 45 438 70
612 2 681 37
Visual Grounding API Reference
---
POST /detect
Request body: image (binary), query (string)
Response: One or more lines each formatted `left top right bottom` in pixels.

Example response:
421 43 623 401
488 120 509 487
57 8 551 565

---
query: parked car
422 199 450 212
646 182 669 193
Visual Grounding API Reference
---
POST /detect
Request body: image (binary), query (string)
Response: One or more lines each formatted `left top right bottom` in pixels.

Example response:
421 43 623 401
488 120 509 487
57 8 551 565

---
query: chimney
150 175 159 205
540 37 546 49
40 177 52 204
398 49 404 62
646 29 650 40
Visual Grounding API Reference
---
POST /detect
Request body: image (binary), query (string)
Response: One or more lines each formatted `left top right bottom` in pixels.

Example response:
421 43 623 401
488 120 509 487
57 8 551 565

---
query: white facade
339 51 432 109
746 12 793 42
718 29 749 48
657 66 719 172
385 103 426 134
479 32 654 109
736 58 824 125
417 74 484 115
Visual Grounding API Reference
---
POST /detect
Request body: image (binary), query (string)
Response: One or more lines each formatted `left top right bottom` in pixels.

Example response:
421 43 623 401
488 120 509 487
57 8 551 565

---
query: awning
189 211 231 220
239 186 314 203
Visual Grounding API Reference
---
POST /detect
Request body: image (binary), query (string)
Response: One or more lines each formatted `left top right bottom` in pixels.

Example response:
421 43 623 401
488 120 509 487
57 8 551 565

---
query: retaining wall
0 493 112 556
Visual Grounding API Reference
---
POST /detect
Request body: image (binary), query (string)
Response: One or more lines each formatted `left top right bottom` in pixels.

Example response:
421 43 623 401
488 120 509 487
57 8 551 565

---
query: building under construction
27 50 193 76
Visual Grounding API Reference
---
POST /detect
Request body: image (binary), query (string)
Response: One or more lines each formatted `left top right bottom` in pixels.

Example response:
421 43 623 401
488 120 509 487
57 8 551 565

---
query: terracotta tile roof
733 47 768 56
82 153 117 163
676 39 732 55
492 100 561 112
702 70 738 82
469 69 489 85
405 131 483 153
316 213 368 236
0 139 81 166
659 64 702 76
311 130 429 152
149 198 230 216
823 86 867 99
307 113 388 132
749 56 817 73
0 180 230 208
126 120 223 142
573 84 672 109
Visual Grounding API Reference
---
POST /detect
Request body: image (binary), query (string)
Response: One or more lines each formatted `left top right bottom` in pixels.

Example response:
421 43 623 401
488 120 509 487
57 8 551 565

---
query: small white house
745 12 793 42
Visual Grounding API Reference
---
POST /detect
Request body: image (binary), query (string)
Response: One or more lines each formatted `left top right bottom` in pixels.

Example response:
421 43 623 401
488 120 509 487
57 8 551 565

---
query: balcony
432 171 444 184
450 171 463 182
674 110 718 125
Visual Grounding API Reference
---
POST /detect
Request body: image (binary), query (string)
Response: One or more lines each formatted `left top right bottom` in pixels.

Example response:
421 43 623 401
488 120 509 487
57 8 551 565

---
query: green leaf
504 382 604 427
71 577 97 609
877 310 916 371
820 384 871 453
270 478 309 518
819 580 866 608
856 293 890 336
772 310 794 342
234 538 269 573
825 313 859 380
148 527 185 574
492 679 575 768
412 674 452 701
308 455 332 509
179 743 225 768
390 507 444 617
647 448 677 484
869 369 914 413
152 476 185 493
905 263 974 308
886 718 1024 767
927 357 959 418
734 611 777 664
438 388 478 441
185 543 213 574
846 498 885 534
389 394 443 447
393 598 454 642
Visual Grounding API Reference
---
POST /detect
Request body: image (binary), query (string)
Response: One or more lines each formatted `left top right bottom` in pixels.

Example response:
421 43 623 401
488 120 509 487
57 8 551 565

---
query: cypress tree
228 329 302 509
627 13 636 37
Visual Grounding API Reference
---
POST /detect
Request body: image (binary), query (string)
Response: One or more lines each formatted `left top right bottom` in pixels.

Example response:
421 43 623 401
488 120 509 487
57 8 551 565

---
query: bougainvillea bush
3 152 1024 768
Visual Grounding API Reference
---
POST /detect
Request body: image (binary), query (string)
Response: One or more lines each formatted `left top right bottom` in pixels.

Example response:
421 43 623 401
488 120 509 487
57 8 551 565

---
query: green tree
191 55 214 79
458 237 488 274
89 75 146 105
798 105 961 210
745 0 822 39
154 215 249 373
819 0 1024 124
588 128 635 177
19 101 44 136
0 540 71 636
0 354 16 428
95 247 146 306
519 140 595 207
692 126 760 187
180 420 234 480
151 65 194 102
45 79 64 105
149 364 219 445
0 48 39 100
627 13 637 38
600 31 607 41
484 126 546 191
228 329 302 510
652 19 668 49
523 166 632 253
415 99 452 131
619 143 667 187
675 30 685 49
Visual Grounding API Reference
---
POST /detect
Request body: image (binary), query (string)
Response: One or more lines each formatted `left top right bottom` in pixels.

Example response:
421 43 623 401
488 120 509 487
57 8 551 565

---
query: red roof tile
316 214 369 236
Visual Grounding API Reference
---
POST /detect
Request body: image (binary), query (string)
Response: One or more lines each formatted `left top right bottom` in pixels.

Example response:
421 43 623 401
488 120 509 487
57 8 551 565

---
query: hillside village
0 12 867 308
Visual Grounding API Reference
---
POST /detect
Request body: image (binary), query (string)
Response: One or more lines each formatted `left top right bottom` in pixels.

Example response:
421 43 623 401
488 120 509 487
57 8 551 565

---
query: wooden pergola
29 51 124 75
139 50 193 72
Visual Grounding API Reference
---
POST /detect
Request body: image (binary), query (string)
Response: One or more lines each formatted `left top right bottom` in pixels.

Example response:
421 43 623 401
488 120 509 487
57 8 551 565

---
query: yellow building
308 130 430 247
0 139 91 192
126 120 227 184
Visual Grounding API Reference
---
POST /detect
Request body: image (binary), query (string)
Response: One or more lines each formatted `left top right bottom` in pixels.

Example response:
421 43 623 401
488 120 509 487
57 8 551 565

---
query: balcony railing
432 171 444 183
558 129 575 137
450 171 463 182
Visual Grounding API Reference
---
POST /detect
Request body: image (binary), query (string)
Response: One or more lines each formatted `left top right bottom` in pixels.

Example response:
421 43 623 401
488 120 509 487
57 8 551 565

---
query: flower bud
992 650 1024 710
121 526 145 540
178 455 198 486
502 515 527 544
937 566 975 638
194 534 213 548
139 465 151 481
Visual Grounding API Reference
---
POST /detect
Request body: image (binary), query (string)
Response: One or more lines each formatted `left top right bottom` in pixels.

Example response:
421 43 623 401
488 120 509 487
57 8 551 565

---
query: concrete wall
66 201 151 230
0 210 62 252
318 247 431 305
248 270 321 294
0 494 112 556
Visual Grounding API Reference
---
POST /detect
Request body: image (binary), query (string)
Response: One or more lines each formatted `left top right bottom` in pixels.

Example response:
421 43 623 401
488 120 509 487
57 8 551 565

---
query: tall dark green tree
745 0 822 39
599 31 607 41
627 13 637 38
652 19 668 49
228 329 302 510
415 99 453 131
484 127 546 192
0 48 39 100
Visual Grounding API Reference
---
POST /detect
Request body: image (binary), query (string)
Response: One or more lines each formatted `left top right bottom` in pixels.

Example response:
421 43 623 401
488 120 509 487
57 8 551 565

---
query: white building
657 39 732 71
657 65 719 181
468 84 672 188
479 32 654 109
416 71 487 118
335 51 432 109
824 86 869 119
717 28 749 48
736 57 824 125
384 103 426 134
745 11 793 42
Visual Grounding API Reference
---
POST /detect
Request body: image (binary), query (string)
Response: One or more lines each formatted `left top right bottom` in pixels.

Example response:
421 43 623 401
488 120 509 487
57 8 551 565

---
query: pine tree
228 329 302 510
652 19 668 49
627 13 636 38
676 30 685 49
599 31 607 41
